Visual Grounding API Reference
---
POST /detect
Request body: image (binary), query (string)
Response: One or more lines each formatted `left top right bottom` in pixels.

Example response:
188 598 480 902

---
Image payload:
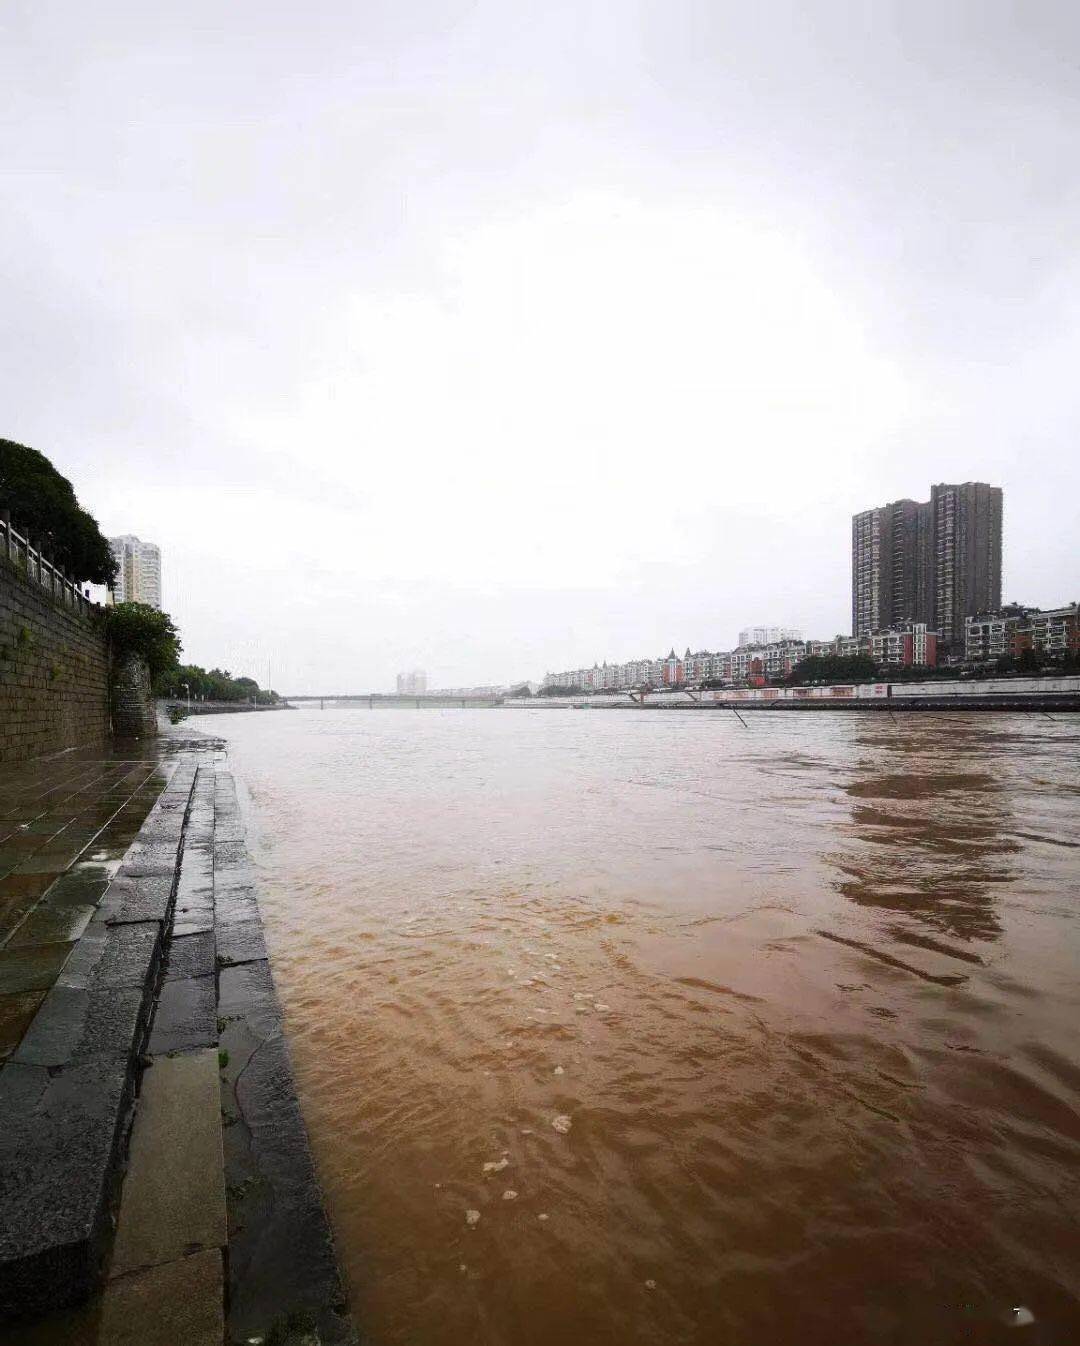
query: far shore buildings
737 625 803 648
542 478 1078 694
964 603 1079 664
107 534 162 609
396 669 428 695
852 482 1002 649
543 621 939 693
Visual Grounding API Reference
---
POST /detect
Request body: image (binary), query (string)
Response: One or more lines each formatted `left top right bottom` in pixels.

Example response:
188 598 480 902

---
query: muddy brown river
210 708 1080 1345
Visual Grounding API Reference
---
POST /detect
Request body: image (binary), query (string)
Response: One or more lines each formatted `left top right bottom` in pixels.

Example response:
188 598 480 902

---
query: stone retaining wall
0 557 111 763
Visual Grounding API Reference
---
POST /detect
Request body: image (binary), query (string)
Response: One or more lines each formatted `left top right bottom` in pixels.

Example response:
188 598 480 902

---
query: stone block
95 875 172 924
172 910 214 936
110 1049 226 1276
97 1248 223 1346
163 931 215 981
0 1056 133 1317
7 902 95 948
0 941 73 995
0 989 46 1061
217 958 277 1018
13 983 147 1068
116 843 178 878
216 919 267 967
215 884 259 925
59 921 162 992
148 975 217 1056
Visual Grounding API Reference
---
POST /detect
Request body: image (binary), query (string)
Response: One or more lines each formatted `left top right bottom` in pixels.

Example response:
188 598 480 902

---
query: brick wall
0 558 111 763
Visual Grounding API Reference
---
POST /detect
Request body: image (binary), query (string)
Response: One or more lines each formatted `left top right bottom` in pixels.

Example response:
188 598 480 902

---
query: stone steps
0 762 199 1320
1 753 357 1343
97 1048 226 1345
213 770 355 1346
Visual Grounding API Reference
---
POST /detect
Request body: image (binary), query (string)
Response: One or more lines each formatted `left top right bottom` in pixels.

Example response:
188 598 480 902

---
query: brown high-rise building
852 482 1002 649
930 481 1003 648
851 498 933 636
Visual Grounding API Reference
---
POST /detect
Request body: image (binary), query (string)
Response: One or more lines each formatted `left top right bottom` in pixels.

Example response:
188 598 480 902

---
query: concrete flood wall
0 555 111 763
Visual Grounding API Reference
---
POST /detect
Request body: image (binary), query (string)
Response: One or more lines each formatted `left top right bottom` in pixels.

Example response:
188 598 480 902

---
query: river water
210 707 1080 1345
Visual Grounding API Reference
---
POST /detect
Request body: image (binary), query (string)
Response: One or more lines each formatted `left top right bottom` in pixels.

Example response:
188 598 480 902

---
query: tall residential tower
851 482 1001 649
930 481 1003 649
108 535 162 609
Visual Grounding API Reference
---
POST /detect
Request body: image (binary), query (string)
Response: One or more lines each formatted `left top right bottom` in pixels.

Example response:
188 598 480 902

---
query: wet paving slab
0 739 209 1040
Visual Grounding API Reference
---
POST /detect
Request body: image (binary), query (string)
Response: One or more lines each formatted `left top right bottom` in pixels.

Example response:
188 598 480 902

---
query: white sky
3 1 1078 692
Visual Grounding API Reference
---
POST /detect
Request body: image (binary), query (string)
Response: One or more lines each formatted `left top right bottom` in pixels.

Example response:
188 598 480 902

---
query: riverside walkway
0 732 354 1345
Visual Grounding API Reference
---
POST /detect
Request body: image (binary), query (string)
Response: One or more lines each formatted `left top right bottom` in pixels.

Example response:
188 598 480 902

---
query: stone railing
0 510 99 619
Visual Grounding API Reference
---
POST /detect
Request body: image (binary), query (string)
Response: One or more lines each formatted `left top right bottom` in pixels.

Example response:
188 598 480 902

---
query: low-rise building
965 603 1079 664
543 620 939 692
1030 604 1080 657
870 622 937 667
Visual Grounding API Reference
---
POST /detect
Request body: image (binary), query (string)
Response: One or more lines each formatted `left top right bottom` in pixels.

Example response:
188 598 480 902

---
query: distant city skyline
396 669 427 696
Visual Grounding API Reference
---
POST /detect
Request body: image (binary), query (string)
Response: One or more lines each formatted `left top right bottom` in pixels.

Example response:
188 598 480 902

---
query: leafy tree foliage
0 439 117 584
104 603 181 679
788 653 878 685
538 683 586 696
155 662 279 703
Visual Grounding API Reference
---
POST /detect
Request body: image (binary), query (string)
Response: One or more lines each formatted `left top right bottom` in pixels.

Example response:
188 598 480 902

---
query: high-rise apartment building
930 482 1003 649
737 625 803 648
851 499 933 637
852 482 1001 649
396 670 427 695
108 535 162 609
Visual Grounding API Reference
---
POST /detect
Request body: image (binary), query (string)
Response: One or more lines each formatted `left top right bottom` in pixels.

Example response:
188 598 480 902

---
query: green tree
154 661 278 703
0 439 117 585
104 603 181 679
789 653 878 685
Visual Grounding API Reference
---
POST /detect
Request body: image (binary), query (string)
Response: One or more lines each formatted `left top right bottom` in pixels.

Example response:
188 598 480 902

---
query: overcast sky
3 2 1078 692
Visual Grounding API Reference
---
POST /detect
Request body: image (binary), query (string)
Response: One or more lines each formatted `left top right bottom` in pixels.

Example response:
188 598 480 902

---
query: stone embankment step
0 748 356 1344
213 770 354 1345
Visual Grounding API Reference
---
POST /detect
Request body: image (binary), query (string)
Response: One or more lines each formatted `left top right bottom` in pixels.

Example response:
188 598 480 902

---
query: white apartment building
738 625 803 648
396 670 428 694
965 604 1079 663
108 535 162 609
1029 605 1080 656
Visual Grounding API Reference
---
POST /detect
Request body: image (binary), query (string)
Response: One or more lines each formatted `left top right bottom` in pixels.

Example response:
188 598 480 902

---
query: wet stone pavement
0 740 208 1062
0 732 355 1345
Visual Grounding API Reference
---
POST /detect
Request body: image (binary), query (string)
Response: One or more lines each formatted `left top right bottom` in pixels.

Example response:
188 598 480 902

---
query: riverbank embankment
505 673 1080 712
160 700 294 718
0 729 354 1344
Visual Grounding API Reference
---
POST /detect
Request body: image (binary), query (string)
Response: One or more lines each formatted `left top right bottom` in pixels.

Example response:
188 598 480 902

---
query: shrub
104 603 181 679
